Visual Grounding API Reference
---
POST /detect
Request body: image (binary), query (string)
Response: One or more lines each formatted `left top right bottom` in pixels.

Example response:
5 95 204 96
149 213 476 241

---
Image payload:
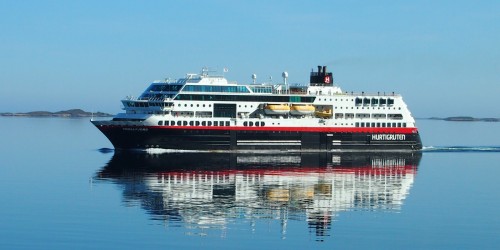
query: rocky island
428 116 500 122
1 109 113 117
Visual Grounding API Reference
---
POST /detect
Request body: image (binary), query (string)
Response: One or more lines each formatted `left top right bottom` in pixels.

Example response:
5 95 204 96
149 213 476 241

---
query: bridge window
355 98 362 105
363 98 370 105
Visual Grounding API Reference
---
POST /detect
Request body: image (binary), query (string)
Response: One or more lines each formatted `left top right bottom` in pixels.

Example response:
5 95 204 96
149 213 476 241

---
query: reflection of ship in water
95 152 421 240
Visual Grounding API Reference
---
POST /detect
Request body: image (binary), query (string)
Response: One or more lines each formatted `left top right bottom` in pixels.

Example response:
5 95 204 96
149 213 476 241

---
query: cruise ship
91 65 422 151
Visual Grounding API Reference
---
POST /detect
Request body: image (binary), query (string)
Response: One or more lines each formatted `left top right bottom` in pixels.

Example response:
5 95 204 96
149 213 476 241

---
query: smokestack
323 66 327 75
317 66 322 75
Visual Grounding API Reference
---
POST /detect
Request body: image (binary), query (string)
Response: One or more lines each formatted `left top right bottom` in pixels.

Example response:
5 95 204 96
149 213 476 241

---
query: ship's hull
92 122 422 151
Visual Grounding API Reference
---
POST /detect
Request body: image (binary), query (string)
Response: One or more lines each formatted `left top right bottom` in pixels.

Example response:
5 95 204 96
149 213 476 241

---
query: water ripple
422 146 500 153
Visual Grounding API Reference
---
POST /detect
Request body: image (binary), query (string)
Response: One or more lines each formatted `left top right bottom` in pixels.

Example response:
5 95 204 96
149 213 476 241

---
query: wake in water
422 146 500 153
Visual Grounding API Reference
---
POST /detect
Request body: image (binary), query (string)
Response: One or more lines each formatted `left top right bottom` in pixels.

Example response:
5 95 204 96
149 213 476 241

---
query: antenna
252 74 257 84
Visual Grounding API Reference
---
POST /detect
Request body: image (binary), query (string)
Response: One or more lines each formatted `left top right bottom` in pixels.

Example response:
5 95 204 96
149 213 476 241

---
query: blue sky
0 0 498 117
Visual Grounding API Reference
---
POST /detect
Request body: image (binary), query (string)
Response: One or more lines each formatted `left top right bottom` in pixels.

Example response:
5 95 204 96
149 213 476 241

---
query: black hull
93 124 422 151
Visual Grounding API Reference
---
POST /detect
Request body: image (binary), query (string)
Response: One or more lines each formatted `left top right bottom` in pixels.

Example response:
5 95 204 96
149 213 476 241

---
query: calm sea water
0 117 499 249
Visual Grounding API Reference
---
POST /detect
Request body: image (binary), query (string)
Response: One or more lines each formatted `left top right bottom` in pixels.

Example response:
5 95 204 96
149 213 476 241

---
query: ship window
363 98 370 105
388 98 394 105
392 123 397 127
158 121 163 126
380 98 386 105
355 98 362 105
261 122 265 126
255 122 260 127
403 123 406 127
243 121 248 126
189 121 194 126
171 121 175 126
335 113 344 119
371 98 378 105
356 113 370 118
249 122 253 126
183 121 188 126
214 121 219 126
382 123 386 127
195 121 200 126
202 121 206 126
377 123 380 127
207 121 212 126
225 121 230 126
355 122 359 127
388 114 403 120
397 123 401 127
346 113 354 118
177 121 181 126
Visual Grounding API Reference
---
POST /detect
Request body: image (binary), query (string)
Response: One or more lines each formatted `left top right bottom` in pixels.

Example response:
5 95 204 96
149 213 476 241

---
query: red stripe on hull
100 125 418 134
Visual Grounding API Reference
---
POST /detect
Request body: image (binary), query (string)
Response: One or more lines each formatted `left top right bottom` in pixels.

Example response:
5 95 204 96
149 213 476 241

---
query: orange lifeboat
264 104 290 115
315 109 333 118
290 104 315 116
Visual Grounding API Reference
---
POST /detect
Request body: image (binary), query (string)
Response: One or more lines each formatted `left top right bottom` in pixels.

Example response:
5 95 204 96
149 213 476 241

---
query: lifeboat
264 104 290 115
315 109 333 118
290 104 315 116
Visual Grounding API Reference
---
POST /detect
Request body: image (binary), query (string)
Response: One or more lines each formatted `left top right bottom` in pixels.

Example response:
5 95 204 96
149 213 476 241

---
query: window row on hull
158 120 231 127
356 122 407 128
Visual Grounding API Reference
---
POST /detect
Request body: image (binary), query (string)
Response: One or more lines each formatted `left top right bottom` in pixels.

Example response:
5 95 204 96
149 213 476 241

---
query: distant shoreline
0 109 113 118
421 116 500 122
